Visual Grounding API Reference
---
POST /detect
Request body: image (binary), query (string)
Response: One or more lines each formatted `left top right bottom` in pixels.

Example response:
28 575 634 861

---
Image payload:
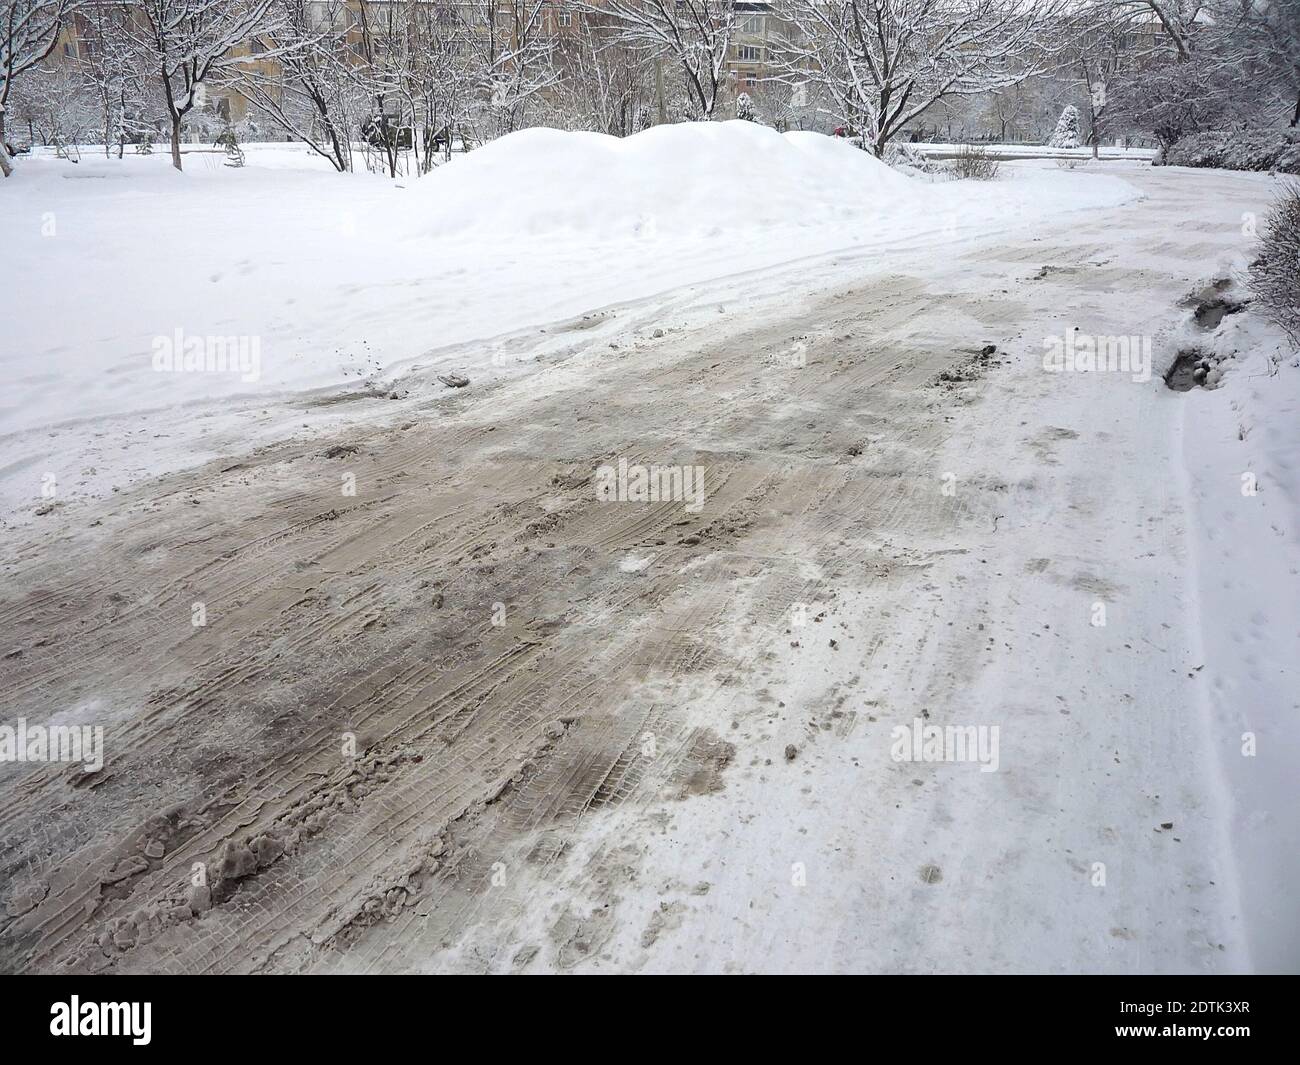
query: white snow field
1 126 1296 974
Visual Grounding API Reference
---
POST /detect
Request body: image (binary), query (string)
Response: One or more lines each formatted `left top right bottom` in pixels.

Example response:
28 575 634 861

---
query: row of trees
3 0 1296 178
3 0 666 175
791 0 1299 156
1098 0 1300 153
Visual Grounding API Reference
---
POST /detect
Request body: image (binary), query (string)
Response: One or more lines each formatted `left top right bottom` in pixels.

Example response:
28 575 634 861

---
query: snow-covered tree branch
466 0 559 139
126 0 283 170
1 0 77 175
581 0 735 121
231 0 362 173
769 0 1070 155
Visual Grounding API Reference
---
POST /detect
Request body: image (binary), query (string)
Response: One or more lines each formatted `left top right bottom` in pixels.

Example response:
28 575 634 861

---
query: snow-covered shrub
950 145 999 180
883 142 953 179
736 93 755 122
1161 129 1300 174
1248 181 1300 342
214 125 245 167
1047 105 1081 149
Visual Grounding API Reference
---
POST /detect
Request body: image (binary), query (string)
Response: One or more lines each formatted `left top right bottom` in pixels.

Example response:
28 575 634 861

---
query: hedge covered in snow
1159 128 1300 173
1249 180 1300 342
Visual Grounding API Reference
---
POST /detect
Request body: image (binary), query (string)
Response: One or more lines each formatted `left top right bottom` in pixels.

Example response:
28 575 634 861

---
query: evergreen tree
1047 105 1081 149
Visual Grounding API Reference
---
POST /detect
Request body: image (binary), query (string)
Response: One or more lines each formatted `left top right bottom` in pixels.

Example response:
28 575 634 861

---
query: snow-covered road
1 157 1295 973
1 134 1137 518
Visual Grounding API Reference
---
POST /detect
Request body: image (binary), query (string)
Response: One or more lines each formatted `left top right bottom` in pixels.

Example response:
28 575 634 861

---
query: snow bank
1177 289 1300 972
407 121 918 239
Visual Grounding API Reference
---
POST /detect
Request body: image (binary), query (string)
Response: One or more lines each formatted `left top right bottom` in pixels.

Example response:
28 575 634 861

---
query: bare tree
1223 0 1300 127
78 1 156 157
770 0 1068 156
232 0 361 172
583 0 734 121
1 0 76 175
351 0 482 177
127 0 281 170
1111 0 1203 60
1053 2 1133 154
551 9 656 135
406 2 477 169
8 50 96 151
350 0 409 177
1100 0 1292 151
745 75 815 131
464 0 558 139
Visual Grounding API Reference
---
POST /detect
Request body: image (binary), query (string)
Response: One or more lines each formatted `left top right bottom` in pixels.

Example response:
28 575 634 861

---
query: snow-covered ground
1177 299 1300 974
1 125 1140 516
1 126 1296 974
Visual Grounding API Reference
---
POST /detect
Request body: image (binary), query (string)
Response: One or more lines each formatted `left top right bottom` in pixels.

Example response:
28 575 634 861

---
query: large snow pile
408 120 918 239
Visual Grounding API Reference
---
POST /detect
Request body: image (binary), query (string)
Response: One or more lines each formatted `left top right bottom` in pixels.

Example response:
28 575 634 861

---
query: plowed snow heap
411 120 918 240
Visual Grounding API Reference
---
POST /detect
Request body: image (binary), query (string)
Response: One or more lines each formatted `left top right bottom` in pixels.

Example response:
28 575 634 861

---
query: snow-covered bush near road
883 142 955 180
1160 128 1300 174
1047 106 1081 149
1248 180 1300 342
950 145 1000 181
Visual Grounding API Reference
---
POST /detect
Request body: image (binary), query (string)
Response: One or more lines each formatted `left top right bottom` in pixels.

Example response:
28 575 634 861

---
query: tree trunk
1292 89 1299 128
169 114 183 171
0 108 12 177
327 121 348 173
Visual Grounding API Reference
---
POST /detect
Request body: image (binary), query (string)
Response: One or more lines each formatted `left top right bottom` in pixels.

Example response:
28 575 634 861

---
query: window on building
557 10 572 26
738 45 761 62
740 16 763 34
